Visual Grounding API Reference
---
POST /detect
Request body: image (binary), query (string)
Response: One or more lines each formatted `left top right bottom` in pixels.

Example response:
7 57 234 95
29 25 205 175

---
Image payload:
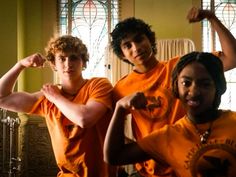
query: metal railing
0 109 21 177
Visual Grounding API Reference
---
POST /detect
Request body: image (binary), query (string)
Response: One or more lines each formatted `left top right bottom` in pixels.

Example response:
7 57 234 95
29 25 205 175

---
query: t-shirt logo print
199 155 230 176
186 141 236 177
146 96 162 111
145 95 165 120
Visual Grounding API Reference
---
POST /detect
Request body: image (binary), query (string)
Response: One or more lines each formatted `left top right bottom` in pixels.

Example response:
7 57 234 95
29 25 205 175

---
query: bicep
0 91 42 113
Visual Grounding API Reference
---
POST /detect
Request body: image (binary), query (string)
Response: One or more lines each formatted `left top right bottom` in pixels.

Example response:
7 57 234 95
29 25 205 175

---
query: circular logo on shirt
135 87 174 122
187 140 236 177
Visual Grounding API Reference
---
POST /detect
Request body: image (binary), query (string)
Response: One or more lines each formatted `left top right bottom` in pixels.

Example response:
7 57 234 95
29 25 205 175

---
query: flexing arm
104 92 150 165
0 53 45 113
187 7 236 71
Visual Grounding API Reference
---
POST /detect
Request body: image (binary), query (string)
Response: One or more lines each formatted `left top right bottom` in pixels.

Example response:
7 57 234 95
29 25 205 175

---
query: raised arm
187 7 236 71
0 53 45 113
104 92 150 165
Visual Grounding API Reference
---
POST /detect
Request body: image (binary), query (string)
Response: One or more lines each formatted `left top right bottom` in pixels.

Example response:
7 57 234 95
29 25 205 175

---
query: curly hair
45 35 89 68
171 52 226 109
110 17 156 64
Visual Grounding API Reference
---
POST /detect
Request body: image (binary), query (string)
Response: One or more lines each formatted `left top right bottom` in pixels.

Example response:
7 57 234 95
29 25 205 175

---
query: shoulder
114 72 135 85
87 77 113 88
157 56 181 71
146 118 185 138
160 117 187 135
89 77 111 83
113 72 137 92
161 56 181 65
219 109 236 119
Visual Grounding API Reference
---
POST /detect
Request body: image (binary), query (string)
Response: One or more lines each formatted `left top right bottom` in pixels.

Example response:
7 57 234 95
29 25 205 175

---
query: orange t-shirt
29 78 115 177
113 56 185 176
138 110 236 177
113 56 185 138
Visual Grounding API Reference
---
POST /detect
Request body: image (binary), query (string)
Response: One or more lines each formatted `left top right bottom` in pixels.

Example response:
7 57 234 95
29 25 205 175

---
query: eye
200 80 214 88
69 54 79 61
58 56 66 62
181 80 191 87
123 43 132 50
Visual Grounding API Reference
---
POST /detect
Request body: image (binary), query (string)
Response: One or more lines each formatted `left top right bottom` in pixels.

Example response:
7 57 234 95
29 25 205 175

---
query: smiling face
177 61 216 119
120 33 154 67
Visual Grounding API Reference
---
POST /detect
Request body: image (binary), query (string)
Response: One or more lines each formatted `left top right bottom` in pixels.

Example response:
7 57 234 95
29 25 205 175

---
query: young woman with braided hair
104 52 236 177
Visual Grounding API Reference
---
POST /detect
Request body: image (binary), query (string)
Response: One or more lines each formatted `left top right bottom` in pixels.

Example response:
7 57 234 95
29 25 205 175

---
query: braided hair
171 52 226 109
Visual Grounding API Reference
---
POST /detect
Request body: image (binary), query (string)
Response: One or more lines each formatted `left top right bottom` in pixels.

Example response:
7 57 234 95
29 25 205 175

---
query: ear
81 59 87 70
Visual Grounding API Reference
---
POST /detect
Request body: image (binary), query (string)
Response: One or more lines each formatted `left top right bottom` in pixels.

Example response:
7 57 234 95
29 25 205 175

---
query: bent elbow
69 112 94 128
103 148 122 165
104 154 120 166
78 117 94 128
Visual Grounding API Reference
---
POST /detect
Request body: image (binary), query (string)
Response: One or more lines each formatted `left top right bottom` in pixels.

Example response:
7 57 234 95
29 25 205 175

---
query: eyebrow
121 33 141 45
179 75 212 81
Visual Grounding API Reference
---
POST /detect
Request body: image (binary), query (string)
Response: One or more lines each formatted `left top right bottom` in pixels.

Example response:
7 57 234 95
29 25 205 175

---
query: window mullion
210 0 216 51
68 0 72 35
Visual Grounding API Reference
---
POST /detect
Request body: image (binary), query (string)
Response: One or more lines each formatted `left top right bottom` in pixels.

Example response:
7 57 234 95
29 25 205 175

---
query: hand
117 92 147 110
41 84 61 103
187 7 215 23
20 53 46 68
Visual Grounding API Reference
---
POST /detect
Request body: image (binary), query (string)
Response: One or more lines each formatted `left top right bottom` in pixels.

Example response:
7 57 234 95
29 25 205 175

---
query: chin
188 109 204 117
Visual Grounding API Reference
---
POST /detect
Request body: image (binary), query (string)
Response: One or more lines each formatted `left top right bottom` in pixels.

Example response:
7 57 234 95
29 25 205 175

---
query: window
58 0 119 79
202 0 236 110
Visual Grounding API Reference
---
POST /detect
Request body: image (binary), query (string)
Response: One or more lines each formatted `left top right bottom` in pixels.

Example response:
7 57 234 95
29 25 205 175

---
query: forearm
51 95 106 128
0 62 25 97
52 95 87 125
104 103 127 164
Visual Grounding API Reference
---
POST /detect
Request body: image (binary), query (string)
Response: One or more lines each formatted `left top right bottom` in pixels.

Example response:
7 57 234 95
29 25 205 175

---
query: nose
188 83 200 97
64 58 73 67
132 42 141 53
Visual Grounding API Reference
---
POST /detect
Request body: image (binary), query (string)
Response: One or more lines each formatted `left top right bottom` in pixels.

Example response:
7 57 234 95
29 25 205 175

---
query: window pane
202 0 236 110
220 82 236 111
59 0 119 78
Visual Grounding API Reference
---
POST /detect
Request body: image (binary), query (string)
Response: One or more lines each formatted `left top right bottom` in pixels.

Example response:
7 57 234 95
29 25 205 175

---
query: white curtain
156 38 196 61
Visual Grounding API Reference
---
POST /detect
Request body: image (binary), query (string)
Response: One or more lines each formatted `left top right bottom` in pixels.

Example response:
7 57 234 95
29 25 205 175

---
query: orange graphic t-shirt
113 56 185 176
29 78 114 177
138 110 236 177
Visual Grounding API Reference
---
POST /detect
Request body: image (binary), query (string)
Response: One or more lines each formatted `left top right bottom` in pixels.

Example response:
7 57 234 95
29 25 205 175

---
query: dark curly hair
110 17 156 64
45 35 89 68
171 52 226 109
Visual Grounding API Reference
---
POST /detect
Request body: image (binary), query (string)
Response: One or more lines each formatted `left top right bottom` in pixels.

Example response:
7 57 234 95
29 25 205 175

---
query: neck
186 110 219 144
61 78 86 96
134 56 158 73
187 109 219 124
